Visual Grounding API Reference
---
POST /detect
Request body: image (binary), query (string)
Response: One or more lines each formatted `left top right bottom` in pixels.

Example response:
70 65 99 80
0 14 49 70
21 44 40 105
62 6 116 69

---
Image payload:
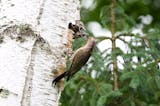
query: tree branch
110 0 119 91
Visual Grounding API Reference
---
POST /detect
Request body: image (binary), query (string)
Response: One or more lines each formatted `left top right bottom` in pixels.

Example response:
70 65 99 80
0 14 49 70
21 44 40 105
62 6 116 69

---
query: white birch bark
0 0 80 106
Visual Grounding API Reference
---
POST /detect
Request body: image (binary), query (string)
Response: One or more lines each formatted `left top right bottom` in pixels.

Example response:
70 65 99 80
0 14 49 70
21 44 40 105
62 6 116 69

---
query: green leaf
112 47 123 56
100 5 111 28
129 75 139 89
89 91 98 106
99 83 113 95
114 4 125 15
131 101 136 106
120 71 134 81
97 96 107 106
108 90 123 97
155 76 160 89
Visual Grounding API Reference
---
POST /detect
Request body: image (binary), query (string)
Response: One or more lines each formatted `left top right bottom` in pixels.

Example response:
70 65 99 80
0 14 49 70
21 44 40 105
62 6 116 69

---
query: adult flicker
52 37 95 85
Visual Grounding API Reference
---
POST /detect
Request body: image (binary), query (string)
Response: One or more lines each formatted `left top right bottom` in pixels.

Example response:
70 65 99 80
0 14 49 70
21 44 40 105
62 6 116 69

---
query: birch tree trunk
0 0 80 106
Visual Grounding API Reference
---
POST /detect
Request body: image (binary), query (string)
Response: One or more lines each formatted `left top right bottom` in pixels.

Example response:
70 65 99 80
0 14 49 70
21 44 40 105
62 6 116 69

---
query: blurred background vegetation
61 0 160 106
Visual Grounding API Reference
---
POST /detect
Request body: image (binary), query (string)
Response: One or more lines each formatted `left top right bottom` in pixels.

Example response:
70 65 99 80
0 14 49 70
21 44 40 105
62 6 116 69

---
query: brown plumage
52 37 95 85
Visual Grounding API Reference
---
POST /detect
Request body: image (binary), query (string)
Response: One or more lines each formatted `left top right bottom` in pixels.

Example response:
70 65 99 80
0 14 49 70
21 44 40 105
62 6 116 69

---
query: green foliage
61 0 160 106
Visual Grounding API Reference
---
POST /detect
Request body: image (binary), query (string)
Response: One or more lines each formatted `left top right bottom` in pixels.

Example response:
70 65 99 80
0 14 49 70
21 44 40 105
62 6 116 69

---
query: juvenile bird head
68 22 86 39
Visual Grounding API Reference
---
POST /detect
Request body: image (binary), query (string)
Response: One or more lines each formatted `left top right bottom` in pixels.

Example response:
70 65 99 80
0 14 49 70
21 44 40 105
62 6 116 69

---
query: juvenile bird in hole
68 21 86 39
52 37 95 85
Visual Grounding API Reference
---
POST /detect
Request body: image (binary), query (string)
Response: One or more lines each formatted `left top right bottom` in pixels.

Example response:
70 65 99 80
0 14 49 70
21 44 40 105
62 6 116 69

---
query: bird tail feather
66 74 72 81
52 72 67 86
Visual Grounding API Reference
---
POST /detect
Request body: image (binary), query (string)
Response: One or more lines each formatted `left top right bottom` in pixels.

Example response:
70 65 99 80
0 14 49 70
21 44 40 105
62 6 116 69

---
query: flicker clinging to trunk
52 37 95 85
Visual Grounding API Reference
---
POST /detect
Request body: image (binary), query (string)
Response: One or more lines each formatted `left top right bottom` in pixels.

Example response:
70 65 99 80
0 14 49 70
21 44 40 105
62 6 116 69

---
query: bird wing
67 48 91 80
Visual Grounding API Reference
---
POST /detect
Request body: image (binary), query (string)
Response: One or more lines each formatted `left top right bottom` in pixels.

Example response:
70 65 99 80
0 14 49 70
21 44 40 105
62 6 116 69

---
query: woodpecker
52 37 95 85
